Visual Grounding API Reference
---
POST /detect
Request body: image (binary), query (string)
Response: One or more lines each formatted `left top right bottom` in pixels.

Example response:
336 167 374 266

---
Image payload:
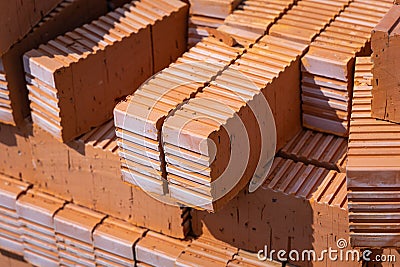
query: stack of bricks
187 0 241 47
0 176 291 266
2 0 400 265
114 0 305 212
160 0 359 211
114 0 367 212
24 0 188 142
371 5 400 124
54 204 106 266
347 57 400 248
16 190 65 267
113 9 255 200
0 0 108 126
301 0 394 137
162 36 307 211
0 175 30 256
113 60 227 196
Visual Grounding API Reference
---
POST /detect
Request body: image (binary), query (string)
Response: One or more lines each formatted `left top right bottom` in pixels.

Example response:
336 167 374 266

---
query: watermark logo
119 61 277 208
257 239 396 263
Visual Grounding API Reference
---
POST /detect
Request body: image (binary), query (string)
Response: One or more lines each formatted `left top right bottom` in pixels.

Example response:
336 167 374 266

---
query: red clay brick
371 5 400 124
301 0 393 137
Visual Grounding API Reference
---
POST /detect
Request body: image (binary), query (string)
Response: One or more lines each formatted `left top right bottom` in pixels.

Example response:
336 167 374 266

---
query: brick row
0 176 288 267
0 0 63 55
191 157 353 267
218 0 295 46
24 0 188 142
163 36 307 211
301 0 394 136
28 120 191 239
347 56 400 248
278 128 348 172
0 0 107 126
371 5 400 124
269 0 350 44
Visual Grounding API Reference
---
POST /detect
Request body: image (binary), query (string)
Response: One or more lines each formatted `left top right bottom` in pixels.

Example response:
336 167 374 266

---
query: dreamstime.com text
257 239 396 263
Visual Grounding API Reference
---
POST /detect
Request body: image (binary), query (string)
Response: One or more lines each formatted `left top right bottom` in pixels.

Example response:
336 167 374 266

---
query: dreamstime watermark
257 239 397 263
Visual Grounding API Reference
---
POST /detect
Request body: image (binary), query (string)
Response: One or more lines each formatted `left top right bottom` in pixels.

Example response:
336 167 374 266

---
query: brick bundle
301 0 394 137
0 178 289 266
163 36 307 211
347 57 400 248
0 0 107 126
115 0 363 212
24 0 188 142
113 5 250 201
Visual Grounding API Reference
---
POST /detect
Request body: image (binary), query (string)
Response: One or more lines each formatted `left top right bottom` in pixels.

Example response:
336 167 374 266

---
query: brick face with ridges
347 57 400 248
301 0 394 137
279 128 348 172
24 0 188 142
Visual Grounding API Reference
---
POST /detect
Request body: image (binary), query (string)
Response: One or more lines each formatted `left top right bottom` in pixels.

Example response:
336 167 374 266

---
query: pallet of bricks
1 0 400 266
